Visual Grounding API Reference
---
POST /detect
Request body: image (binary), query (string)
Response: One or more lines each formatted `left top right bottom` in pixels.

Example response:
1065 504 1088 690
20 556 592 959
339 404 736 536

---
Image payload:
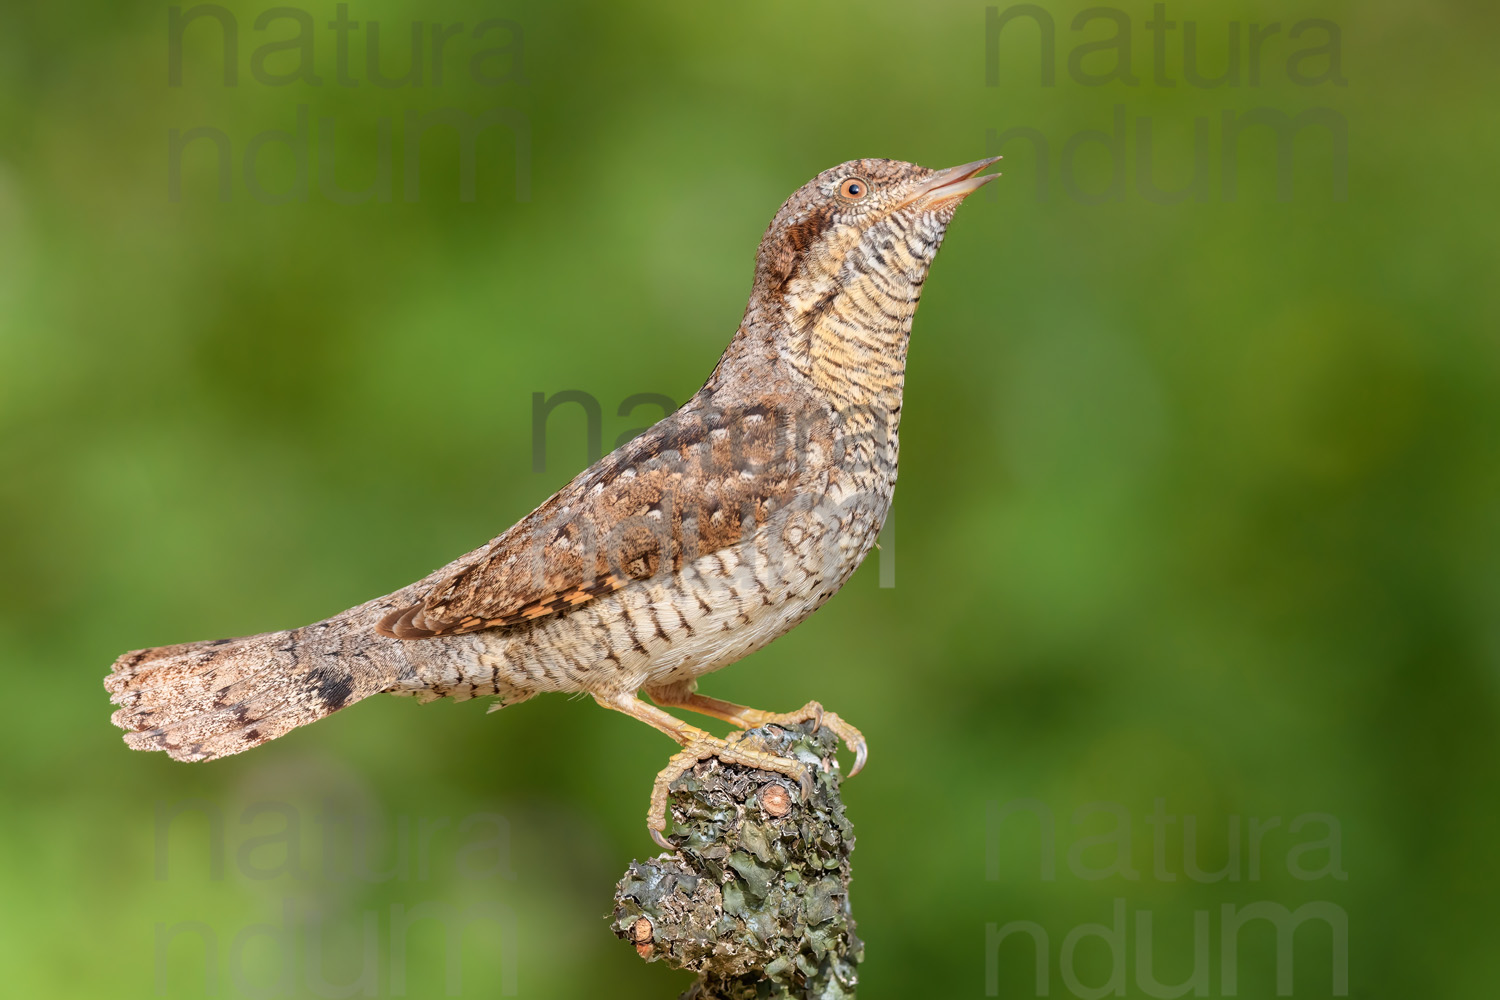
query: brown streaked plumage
105 156 999 845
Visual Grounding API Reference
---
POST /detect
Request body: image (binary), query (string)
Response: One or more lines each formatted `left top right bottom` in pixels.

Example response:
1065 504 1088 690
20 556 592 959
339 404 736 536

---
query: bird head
747 156 1000 334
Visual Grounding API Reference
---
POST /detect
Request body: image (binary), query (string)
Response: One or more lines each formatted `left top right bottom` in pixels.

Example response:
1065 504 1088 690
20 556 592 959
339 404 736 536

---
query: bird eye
838 177 869 201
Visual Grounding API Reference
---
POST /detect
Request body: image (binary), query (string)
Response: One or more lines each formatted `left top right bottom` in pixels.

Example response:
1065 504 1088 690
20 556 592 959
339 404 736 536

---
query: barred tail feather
105 618 395 762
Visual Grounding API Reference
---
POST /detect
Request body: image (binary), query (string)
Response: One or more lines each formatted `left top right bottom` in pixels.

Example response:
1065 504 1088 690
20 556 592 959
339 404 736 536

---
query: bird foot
648 734 813 850
728 701 868 777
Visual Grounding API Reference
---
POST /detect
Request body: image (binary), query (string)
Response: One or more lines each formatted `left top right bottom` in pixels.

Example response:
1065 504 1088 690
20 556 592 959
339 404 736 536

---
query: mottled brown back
377 391 836 639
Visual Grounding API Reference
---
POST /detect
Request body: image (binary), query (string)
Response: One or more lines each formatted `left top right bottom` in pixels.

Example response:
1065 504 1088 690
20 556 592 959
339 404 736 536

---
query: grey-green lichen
612 722 862 999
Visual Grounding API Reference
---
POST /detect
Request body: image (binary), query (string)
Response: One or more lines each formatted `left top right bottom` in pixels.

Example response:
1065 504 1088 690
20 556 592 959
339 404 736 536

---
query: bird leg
594 692 814 850
645 684 868 777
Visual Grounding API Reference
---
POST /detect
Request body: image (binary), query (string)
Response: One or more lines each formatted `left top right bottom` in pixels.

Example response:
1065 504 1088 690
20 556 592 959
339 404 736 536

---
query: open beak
899 156 1002 209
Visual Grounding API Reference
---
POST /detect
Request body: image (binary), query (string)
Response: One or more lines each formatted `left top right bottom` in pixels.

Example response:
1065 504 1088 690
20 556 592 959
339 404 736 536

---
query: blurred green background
2 1 1496 996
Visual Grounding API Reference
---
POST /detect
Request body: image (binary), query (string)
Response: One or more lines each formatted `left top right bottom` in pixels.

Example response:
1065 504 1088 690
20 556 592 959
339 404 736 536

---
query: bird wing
377 394 812 639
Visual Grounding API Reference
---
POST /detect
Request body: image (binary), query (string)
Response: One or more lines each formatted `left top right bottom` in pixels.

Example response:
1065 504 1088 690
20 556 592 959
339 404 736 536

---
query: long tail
105 614 399 762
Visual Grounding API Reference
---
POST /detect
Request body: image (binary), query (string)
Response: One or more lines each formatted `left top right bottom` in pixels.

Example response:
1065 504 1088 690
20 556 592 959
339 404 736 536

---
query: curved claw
847 734 868 777
649 825 674 851
798 703 867 778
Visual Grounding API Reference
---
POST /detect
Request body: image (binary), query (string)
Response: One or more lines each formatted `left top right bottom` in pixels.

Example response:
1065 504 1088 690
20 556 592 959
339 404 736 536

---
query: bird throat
779 265 917 419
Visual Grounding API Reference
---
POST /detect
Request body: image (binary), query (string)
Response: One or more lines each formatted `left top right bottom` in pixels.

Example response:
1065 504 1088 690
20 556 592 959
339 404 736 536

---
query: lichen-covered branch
612 722 862 999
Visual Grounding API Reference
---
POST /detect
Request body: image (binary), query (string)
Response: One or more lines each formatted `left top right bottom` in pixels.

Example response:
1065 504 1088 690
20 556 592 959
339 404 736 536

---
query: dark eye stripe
785 209 832 254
